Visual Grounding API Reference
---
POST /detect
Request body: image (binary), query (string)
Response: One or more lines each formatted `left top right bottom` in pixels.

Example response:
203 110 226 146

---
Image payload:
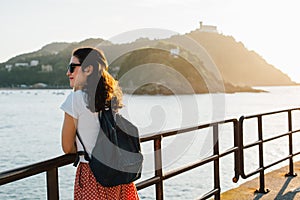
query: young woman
60 47 139 199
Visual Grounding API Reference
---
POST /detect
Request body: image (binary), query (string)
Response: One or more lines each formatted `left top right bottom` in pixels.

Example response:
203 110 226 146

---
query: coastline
0 86 265 94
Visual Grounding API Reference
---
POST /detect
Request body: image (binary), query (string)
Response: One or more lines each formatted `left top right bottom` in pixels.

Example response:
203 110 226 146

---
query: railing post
232 119 240 183
238 116 246 180
286 110 297 177
256 116 269 194
154 136 163 200
47 168 59 200
213 124 220 200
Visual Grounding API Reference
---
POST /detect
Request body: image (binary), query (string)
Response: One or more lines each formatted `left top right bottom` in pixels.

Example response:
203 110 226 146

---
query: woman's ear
84 65 93 76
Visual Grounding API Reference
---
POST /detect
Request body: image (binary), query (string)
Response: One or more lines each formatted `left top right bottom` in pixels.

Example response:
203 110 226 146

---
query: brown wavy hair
72 47 123 112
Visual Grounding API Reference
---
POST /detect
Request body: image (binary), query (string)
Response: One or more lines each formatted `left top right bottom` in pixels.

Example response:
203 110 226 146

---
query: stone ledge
221 161 300 200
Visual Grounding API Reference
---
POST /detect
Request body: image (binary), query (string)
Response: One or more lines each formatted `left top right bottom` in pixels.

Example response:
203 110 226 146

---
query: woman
60 47 139 199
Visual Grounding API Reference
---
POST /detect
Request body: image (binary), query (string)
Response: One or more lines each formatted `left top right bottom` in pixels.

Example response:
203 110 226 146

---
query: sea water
1 86 300 199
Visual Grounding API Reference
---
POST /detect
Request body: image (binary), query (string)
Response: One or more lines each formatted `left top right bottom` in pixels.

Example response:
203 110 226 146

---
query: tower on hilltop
199 21 218 33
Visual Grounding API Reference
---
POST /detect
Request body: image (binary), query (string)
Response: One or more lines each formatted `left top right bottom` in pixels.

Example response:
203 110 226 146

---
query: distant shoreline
0 86 264 94
1 85 298 94
0 86 70 90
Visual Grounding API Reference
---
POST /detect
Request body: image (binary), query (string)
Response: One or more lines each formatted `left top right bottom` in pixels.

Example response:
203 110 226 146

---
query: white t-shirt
60 90 100 163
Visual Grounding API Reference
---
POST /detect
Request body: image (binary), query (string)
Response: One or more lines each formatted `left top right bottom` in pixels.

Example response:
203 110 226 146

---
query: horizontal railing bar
140 133 162 142
135 176 161 190
219 147 239 158
293 152 300 157
252 129 300 145
163 147 238 181
263 132 289 143
242 155 297 179
164 155 219 180
243 140 262 149
140 119 237 142
242 129 300 150
263 156 291 170
243 108 300 119
0 154 76 186
291 129 300 134
241 153 300 180
243 129 300 149
242 154 299 179
197 188 220 200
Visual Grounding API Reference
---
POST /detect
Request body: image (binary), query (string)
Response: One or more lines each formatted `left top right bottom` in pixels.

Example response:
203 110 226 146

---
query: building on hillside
41 64 53 72
15 63 29 67
170 47 180 58
198 21 218 33
30 60 39 66
5 64 13 72
32 83 48 88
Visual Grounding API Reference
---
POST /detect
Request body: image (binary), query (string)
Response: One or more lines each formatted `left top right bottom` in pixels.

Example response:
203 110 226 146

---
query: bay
1 86 300 199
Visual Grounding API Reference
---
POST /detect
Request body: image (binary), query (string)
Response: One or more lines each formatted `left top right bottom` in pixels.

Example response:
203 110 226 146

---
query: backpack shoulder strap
73 130 90 167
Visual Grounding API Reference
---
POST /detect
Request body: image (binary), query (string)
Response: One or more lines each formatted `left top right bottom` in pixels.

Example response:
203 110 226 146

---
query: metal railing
1 108 300 199
0 119 239 200
136 118 239 200
0 154 76 200
238 108 300 193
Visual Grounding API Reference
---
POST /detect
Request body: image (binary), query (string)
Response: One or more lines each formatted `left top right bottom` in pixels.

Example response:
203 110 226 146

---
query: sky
1 0 300 82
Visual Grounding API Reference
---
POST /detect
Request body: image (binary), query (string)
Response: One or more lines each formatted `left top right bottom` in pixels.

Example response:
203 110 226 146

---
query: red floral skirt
74 163 140 200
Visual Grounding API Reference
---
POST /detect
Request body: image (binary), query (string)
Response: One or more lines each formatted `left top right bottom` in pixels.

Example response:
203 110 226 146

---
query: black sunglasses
68 63 81 73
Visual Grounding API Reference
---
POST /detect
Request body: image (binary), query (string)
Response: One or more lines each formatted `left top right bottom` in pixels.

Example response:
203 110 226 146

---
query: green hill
185 30 295 86
0 29 293 92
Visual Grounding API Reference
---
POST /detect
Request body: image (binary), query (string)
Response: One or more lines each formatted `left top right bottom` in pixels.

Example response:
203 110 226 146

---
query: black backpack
74 108 143 187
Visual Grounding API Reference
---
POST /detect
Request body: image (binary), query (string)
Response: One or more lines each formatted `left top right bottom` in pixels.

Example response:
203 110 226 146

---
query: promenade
221 161 300 200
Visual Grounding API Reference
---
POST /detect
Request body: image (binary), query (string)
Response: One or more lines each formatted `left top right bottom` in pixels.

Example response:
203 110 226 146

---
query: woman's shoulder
64 90 84 101
73 90 88 106
73 89 84 95
73 90 86 99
